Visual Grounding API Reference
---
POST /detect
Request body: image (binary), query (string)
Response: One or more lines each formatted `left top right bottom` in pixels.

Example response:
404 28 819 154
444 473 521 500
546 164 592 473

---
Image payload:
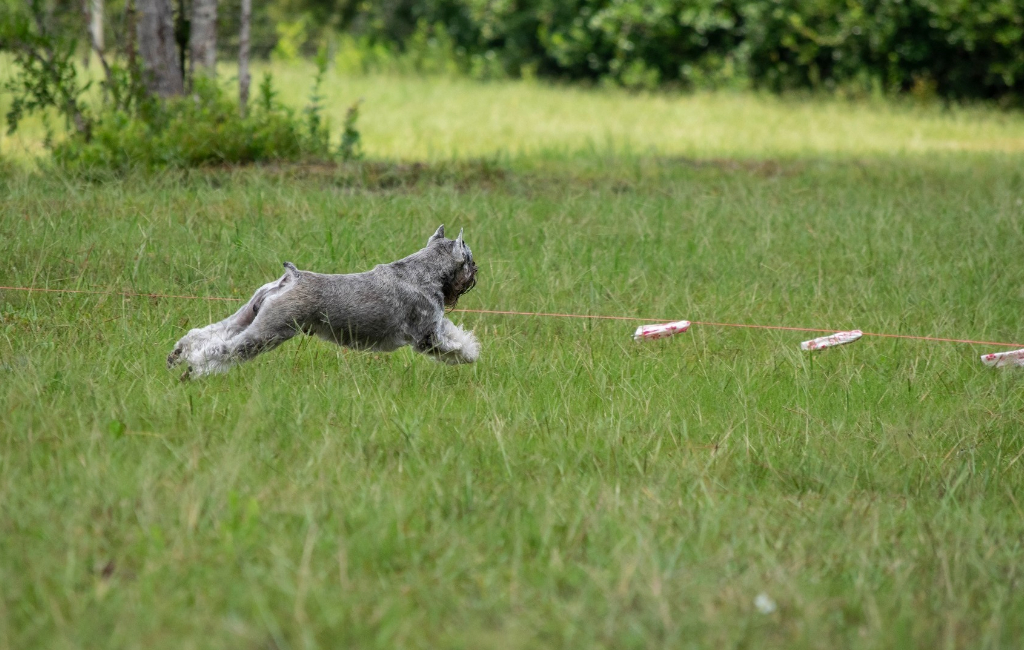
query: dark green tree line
252 0 1024 100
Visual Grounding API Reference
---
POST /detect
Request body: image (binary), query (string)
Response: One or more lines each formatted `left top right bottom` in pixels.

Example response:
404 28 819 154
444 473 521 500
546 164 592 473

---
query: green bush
485 0 1024 98
278 0 1024 100
53 79 309 171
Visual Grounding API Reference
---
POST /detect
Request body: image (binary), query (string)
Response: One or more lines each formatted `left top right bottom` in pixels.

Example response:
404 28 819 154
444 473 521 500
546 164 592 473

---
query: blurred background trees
229 0 1023 101
3 0 1020 101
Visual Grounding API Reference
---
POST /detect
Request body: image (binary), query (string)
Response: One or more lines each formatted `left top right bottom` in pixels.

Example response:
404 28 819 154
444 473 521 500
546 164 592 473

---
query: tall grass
2 66 1024 649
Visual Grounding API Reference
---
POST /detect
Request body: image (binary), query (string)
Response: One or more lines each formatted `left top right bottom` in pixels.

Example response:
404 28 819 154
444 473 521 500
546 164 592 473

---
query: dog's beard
444 263 478 309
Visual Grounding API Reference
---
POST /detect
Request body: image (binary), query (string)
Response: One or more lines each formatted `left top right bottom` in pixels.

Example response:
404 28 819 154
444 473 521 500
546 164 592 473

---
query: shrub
299 0 1024 101
54 77 299 170
51 74 364 172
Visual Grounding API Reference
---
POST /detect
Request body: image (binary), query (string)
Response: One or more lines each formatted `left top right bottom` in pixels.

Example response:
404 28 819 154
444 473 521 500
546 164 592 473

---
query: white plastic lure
633 320 691 341
800 330 862 351
980 348 1024 368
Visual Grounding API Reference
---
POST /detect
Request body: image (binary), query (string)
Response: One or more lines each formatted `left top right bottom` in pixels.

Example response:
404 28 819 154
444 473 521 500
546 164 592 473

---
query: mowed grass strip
5 57 1024 163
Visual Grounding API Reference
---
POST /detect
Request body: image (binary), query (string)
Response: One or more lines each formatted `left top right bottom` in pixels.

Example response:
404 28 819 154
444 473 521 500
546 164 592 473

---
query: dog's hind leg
213 271 311 370
168 267 298 378
223 314 300 364
417 318 480 365
175 315 299 379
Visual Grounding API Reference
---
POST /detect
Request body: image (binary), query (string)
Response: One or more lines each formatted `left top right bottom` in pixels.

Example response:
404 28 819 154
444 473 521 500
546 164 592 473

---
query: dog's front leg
418 318 480 365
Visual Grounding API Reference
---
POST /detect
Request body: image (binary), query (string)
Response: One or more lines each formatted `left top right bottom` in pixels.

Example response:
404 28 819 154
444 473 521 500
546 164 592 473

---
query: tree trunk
189 0 217 80
89 0 103 51
83 0 103 68
238 0 251 112
136 0 183 97
84 0 115 91
126 0 139 74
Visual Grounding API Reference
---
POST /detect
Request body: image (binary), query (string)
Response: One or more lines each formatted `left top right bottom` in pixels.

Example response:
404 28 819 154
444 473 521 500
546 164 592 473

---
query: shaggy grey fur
167 225 479 379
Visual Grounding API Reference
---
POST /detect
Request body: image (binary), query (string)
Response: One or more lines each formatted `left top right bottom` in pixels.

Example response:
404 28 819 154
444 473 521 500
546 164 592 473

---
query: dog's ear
427 224 445 245
452 228 466 262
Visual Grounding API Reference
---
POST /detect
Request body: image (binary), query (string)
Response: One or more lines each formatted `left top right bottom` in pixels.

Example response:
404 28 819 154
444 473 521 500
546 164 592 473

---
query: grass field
4 63 1024 649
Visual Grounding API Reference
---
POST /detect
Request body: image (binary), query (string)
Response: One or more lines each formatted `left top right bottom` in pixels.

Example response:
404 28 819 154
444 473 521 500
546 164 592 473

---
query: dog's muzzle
462 264 478 295
445 262 478 308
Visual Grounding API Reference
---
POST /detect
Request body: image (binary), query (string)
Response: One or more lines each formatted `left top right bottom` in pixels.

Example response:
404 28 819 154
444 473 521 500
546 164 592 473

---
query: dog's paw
168 330 233 377
457 329 480 363
168 328 206 368
167 344 190 369
186 352 233 378
167 337 193 369
437 323 479 364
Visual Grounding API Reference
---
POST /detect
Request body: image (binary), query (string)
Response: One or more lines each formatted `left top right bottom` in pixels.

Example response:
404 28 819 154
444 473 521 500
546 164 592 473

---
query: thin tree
81 0 102 67
189 0 217 81
238 0 251 112
83 0 114 90
89 0 102 51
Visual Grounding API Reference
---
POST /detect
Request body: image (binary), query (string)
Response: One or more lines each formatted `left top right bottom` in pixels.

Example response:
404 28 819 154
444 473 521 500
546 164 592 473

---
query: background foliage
3 0 1021 101
223 0 1024 99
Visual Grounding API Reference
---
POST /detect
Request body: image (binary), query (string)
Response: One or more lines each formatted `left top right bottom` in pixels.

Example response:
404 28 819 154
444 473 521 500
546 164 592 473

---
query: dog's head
427 224 477 307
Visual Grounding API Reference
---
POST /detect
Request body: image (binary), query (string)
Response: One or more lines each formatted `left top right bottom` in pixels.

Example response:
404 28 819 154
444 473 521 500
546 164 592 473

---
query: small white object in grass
980 348 1024 368
800 330 862 351
754 593 777 615
633 320 691 341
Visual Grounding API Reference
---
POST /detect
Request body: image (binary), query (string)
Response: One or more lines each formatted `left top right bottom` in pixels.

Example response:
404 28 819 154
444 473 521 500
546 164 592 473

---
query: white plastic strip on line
801 330 863 351
980 348 1024 368
633 320 691 341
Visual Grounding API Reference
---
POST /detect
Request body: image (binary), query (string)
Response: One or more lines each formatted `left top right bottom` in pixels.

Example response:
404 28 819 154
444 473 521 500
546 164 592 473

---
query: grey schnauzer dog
167 225 479 379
